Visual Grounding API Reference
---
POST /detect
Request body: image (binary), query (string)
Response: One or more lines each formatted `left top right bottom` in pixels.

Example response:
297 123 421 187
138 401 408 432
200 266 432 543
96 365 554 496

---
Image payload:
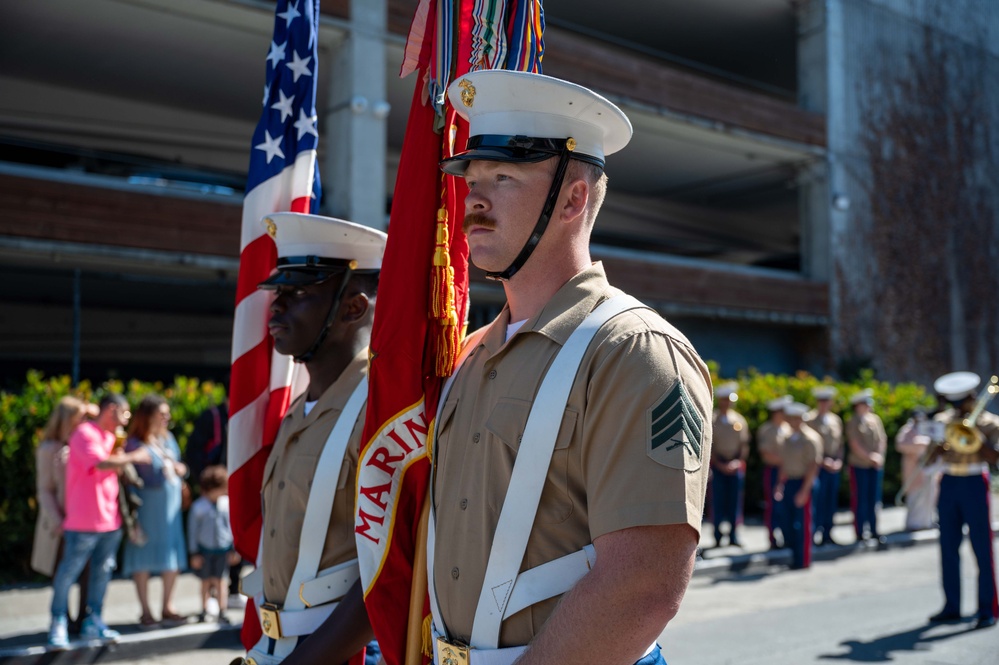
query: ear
558 177 589 225
340 291 371 323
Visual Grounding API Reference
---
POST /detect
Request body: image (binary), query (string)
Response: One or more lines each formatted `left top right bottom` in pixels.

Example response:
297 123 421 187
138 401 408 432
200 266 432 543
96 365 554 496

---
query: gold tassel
430 204 460 377
421 613 434 659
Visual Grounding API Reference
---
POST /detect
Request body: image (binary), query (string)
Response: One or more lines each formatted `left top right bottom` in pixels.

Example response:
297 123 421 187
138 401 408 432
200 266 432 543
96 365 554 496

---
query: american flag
228 0 320 649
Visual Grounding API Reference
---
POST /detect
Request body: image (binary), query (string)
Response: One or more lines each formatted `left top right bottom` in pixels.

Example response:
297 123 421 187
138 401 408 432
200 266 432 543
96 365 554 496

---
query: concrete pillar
324 0 389 230
796 0 831 284
797 0 844 372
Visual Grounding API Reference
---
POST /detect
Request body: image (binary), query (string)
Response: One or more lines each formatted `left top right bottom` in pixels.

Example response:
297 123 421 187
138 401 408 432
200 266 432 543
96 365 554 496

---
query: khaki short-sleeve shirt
431 264 713 647
846 412 887 468
780 427 823 479
803 410 844 459
259 350 367 605
712 410 750 462
756 420 790 461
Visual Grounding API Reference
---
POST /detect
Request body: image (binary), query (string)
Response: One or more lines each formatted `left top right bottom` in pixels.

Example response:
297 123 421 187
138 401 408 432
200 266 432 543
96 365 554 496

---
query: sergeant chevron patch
647 380 703 470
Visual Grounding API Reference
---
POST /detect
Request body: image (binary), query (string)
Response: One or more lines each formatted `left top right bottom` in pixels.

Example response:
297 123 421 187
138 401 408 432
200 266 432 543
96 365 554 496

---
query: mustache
462 213 497 235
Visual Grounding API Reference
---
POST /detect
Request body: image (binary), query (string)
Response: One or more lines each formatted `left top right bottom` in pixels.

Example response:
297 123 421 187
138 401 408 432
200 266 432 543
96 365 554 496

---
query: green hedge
0 371 225 584
0 367 936 584
708 364 936 515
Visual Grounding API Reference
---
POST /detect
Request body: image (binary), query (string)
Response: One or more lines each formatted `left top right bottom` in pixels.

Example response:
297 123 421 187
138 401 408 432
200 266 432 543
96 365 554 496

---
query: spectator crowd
32 392 237 648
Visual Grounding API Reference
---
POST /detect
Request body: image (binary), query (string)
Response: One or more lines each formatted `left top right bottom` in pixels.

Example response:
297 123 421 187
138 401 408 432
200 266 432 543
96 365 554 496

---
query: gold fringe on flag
421 613 434 659
430 199 460 377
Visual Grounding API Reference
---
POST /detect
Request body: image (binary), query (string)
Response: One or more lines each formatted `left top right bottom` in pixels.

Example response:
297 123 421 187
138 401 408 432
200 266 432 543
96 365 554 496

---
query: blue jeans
51 529 122 618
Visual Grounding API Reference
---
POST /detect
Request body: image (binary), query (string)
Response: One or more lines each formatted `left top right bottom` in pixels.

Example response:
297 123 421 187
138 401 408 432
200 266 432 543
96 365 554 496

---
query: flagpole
405 492 431 665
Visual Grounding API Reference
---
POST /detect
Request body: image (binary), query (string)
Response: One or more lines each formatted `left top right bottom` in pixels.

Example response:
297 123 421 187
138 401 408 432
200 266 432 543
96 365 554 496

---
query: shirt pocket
432 395 460 497
485 398 578 524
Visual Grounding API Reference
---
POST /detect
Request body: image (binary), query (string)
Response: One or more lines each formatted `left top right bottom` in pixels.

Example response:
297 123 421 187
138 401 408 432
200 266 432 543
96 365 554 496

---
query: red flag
357 3 544 664
354 72 470 665
229 0 321 649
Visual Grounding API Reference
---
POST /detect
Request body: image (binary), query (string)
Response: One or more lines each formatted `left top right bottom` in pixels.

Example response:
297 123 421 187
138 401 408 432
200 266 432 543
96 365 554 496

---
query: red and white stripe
228 149 317 564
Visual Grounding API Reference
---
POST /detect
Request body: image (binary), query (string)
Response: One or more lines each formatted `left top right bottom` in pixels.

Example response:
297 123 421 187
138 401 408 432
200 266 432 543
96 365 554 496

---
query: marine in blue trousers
845 389 887 542
756 396 791 549
775 402 822 569
805 386 844 546
927 372 999 631
711 383 750 547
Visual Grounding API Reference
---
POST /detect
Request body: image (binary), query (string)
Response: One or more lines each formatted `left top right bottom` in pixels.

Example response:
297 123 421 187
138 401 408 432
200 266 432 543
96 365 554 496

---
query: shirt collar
531 262 613 345
477 262 613 357
287 347 369 427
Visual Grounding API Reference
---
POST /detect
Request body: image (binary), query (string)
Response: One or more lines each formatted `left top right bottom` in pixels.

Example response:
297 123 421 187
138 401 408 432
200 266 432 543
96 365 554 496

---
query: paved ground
665 541 999 664
2 501 996 663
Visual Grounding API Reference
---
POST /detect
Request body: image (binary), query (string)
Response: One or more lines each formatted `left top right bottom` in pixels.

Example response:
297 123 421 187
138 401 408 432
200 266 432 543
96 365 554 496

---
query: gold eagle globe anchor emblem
459 79 476 107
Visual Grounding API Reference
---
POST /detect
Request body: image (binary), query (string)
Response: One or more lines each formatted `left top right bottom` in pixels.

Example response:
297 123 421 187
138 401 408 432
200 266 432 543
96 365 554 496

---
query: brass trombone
942 375 999 455
895 375 998 506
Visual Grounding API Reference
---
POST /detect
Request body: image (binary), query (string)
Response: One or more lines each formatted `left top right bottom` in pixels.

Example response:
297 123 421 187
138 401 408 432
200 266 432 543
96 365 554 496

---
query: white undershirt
506 319 528 342
303 400 317 416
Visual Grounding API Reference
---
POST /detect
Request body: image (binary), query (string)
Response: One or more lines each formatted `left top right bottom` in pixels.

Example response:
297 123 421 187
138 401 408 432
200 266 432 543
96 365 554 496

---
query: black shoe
929 610 962 623
974 616 997 630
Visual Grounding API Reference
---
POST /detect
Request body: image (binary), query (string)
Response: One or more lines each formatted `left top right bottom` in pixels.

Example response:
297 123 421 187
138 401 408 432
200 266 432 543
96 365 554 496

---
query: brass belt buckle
259 602 283 640
435 636 469 665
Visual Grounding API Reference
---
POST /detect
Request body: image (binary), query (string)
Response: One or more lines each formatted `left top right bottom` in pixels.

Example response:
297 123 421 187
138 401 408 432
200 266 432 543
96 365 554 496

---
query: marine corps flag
356 3 545 664
229 0 320 649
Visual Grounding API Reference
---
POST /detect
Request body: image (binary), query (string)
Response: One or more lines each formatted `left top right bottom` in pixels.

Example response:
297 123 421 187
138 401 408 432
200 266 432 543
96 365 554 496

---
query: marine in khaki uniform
242 213 385 665
430 71 713 665
710 383 750 547
926 372 999 630
804 386 844 546
774 402 823 570
845 389 887 542
756 395 791 549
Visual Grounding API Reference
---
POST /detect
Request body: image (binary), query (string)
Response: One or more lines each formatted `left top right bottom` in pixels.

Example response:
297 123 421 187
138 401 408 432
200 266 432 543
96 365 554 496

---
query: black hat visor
440 135 602 176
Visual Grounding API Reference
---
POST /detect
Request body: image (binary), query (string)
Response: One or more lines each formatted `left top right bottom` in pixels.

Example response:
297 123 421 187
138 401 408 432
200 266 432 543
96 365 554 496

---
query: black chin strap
485 145 575 282
294 267 356 363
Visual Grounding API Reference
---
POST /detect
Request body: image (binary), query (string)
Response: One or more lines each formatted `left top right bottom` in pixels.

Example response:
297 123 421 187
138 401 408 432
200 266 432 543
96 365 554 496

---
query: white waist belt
431 628 525 665
944 462 989 476
431 628 656 665
259 601 338 638
240 559 359 608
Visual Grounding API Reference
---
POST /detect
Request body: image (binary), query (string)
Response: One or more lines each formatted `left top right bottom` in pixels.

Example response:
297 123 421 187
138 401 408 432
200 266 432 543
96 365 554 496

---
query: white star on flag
294 108 319 140
285 50 313 83
254 130 285 163
266 40 286 68
277 1 302 29
262 83 271 107
271 90 295 122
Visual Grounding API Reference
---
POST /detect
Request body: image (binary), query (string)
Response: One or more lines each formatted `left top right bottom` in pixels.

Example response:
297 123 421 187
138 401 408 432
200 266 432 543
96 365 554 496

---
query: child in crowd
187 465 239 623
